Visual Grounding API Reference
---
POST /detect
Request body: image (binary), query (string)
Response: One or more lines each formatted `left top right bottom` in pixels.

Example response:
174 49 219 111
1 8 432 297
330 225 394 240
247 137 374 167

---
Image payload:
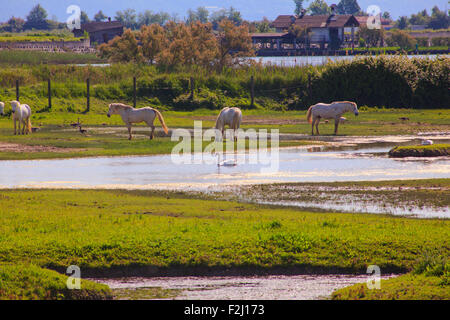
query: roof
295 15 359 28
79 21 123 33
356 16 392 27
271 15 297 29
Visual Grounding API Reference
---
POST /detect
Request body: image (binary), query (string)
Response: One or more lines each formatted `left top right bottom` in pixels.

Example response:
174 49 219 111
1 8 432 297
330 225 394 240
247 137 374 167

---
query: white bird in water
421 139 434 145
216 153 237 167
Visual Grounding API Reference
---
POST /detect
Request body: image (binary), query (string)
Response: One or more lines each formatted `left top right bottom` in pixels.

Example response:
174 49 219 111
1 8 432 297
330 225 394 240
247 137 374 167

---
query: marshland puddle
95 274 396 300
0 135 448 218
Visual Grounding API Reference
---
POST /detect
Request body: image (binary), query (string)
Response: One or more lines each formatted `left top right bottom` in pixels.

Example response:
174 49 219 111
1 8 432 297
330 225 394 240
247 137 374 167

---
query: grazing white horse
0 102 4 115
215 107 242 141
107 103 169 140
307 101 359 136
10 100 32 135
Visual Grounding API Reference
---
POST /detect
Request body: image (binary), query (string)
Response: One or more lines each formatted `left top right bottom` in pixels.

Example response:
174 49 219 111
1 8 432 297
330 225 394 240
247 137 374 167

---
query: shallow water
0 146 448 190
95 274 396 300
248 54 449 67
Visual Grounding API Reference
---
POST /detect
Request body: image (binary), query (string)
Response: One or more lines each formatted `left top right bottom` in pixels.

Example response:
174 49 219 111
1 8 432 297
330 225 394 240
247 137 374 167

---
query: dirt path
0 142 84 153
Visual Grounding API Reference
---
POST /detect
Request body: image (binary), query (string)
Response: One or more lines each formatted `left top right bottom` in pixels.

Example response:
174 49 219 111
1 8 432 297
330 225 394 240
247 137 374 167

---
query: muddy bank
50 264 407 279
389 145 450 158
0 142 85 153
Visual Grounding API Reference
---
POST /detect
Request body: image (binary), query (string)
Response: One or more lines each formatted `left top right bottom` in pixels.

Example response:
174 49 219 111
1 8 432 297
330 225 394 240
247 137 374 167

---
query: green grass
0 263 112 300
332 253 449 300
0 106 448 160
332 273 449 300
0 189 448 275
0 50 105 66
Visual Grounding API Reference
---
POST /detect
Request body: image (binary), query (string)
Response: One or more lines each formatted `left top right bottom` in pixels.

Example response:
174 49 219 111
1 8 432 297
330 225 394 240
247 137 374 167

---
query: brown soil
0 142 84 153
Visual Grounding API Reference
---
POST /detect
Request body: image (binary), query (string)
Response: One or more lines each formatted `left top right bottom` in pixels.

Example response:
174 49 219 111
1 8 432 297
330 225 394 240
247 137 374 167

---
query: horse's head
0 102 4 115
10 101 20 114
352 102 359 116
107 104 116 118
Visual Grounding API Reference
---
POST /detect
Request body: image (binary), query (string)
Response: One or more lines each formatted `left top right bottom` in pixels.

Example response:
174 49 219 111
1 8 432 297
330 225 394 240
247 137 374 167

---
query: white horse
10 100 32 135
0 102 4 115
107 103 169 140
215 107 242 141
306 101 359 136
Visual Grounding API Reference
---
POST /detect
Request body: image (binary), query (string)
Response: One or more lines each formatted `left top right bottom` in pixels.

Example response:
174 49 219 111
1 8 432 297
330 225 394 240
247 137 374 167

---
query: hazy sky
1 0 448 23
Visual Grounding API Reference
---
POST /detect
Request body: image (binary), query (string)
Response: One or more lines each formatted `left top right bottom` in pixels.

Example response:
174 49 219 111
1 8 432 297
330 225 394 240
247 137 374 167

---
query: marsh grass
0 189 448 275
0 263 111 300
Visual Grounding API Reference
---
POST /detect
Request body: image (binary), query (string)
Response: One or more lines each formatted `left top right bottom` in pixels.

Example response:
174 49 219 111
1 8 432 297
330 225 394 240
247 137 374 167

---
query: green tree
25 4 48 30
387 29 417 50
115 9 137 29
94 10 107 22
308 0 331 15
186 7 209 24
382 12 391 20
428 6 449 29
396 16 409 29
293 0 305 15
336 0 360 15
358 25 385 47
80 11 90 25
5 17 25 32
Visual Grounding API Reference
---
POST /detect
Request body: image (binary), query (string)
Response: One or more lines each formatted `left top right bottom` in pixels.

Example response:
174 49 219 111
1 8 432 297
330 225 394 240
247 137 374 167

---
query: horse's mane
333 101 356 107
111 103 134 110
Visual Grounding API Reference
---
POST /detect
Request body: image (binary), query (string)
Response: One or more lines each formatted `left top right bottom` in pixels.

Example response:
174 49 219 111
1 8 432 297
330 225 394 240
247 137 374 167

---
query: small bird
78 126 87 134
421 139 433 146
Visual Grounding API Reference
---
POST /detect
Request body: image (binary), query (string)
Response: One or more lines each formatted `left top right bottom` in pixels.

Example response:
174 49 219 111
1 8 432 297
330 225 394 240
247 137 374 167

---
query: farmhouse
72 19 124 45
253 10 359 52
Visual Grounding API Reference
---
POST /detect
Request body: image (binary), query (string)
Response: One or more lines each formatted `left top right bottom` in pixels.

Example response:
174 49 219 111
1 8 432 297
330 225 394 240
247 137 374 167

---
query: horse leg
17 120 21 135
14 119 17 135
315 118 321 135
127 125 132 140
311 118 316 136
150 126 155 140
22 120 27 135
334 118 339 135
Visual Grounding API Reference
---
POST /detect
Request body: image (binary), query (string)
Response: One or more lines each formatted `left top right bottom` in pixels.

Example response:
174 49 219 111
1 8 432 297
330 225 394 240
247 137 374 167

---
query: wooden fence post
189 77 195 100
86 78 90 113
307 73 312 98
16 80 19 102
250 76 255 107
133 76 137 107
48 79 51 110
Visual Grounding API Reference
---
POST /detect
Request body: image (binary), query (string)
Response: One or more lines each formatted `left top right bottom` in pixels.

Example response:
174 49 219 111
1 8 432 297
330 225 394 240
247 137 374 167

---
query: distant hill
1 0 448 23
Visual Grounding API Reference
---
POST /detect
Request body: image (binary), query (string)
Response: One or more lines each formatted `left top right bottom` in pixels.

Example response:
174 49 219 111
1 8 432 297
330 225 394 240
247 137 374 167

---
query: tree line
98 19 254 71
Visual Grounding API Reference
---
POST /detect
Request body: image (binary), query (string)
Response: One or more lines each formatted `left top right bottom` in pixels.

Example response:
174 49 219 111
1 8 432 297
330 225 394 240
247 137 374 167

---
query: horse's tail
27 118 32 133
154 109 169 135
306 106 314 124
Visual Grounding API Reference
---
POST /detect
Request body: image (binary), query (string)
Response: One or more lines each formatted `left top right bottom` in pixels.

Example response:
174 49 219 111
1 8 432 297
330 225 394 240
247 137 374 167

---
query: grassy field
0 106 448 160
0 50 105 66
0 183 448 299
